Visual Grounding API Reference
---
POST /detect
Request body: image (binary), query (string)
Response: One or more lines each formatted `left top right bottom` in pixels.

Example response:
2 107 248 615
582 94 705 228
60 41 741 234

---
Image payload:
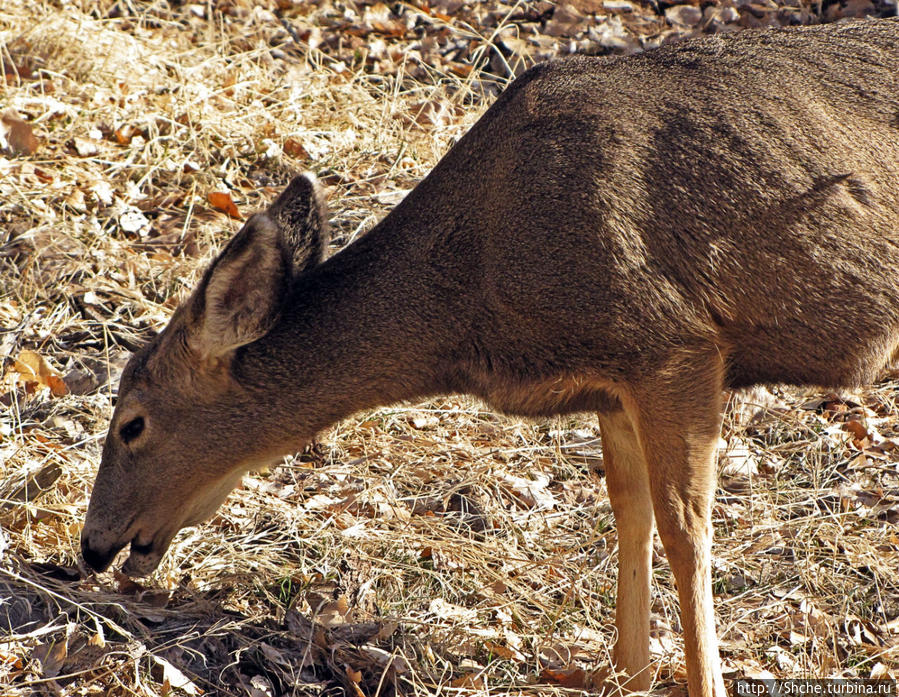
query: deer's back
384 19 899 398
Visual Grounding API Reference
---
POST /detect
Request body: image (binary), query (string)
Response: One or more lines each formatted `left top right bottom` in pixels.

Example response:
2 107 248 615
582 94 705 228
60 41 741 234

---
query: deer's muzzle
80 532 126 573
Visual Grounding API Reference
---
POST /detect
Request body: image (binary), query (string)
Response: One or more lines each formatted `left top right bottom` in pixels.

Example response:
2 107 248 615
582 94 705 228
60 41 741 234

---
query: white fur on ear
267 173 330 275
193 213 289 359
183 174 329 363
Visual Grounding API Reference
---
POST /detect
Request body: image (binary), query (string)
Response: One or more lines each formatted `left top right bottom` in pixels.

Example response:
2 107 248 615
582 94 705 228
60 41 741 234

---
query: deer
81 18 899 697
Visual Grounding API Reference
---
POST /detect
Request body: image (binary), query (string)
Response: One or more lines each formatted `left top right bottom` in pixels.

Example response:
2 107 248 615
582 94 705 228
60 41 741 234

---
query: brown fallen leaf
283 138 309 159
448 62 474 77
32 638 67 678
665 4 703 26
357 646 409 674
843 418 870 442
315 595 351 627
150 655 202 695
0 651 24 670
12 350 48 381
540 666 588 687
114 124 136 145
345 666 365 697
208 191 242 219
10 350 69 396
3 463 62 507
484 640 518 661
845 616 885 648
1 111 39 155
545 3 588 36
45 374 69 397
33 167 54 184
114 570 147 594
2 62 33 82
449 673 487 689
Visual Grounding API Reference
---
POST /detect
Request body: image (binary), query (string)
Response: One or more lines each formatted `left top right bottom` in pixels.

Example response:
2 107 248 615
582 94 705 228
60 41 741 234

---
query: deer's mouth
81 535 128 573
121 534 167 576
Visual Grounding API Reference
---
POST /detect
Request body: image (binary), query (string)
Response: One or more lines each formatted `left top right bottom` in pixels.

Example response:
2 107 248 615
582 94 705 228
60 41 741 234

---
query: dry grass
2 1 899 695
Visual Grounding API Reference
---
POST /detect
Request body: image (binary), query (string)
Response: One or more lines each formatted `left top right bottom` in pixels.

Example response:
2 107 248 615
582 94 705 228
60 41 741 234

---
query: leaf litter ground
2 1 899 695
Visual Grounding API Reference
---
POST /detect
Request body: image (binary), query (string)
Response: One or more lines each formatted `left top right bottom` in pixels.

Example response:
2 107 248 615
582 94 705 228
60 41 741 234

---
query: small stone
545 3 587 37
665 4 703 26
73 137 99 157
117 204 151 236
603 0 637 11
719 6 740 21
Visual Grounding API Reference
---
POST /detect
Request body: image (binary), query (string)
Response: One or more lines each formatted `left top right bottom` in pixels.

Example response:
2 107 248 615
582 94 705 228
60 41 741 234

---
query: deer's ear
178 174 329 363
189 213 291 360
267 173 330 276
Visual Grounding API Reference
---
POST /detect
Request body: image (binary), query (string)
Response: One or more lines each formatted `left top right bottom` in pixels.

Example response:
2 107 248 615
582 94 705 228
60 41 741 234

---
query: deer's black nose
80 533 123 573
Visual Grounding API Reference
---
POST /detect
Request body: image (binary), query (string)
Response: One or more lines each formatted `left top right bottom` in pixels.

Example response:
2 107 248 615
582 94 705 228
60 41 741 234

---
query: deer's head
81 175 328 575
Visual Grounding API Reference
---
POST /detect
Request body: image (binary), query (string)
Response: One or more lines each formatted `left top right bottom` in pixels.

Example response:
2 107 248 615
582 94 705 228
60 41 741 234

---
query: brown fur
83 19 899 697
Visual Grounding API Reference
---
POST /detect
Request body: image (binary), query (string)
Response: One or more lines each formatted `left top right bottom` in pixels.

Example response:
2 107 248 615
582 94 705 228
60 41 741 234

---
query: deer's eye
120 417 145 444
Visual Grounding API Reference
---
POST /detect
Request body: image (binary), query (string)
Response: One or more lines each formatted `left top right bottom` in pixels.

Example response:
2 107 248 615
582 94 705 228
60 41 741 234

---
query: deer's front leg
629 353 727 697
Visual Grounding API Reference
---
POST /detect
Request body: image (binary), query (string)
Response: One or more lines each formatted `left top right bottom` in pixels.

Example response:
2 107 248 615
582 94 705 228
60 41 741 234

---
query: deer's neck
235 215 469 442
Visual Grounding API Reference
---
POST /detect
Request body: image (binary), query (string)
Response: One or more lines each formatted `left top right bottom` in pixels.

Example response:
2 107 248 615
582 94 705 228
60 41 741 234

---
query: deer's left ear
188 213 291 360
172 173 329 363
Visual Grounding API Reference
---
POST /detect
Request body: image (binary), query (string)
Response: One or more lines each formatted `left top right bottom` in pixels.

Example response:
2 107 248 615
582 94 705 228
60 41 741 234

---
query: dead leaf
545 4 587 37
500 472 556 509
358 646 409 674
208 191 241 219
665 4 703 26
31 638 67 678
429 597 478 623
72 137 100 157
870 663 894 679
448 62 474 77
12 350 50 381
150 654 202 695
45 375 69 397
90 179 115 206
114 570 146 595
29 561 80 581
316 595 350 627
248 675 274 697
117 205 151 235
2 62 33 82
843 419 868 438
114 124 137 145
488 579 508 595
346 665 367 696
0 652 23 671
719 436 758 476
33 166 53 184
603 0 637 11
66 189 88 213
10 350 69 396
449 673 487 689
283 138 309 159
372 621 398 641
411 414 439 429
845 616 885 648
284 609 327 664
834 0 876 18
540 666 588 688
1 111 39 155
4 463 62 506
484 640 523 661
